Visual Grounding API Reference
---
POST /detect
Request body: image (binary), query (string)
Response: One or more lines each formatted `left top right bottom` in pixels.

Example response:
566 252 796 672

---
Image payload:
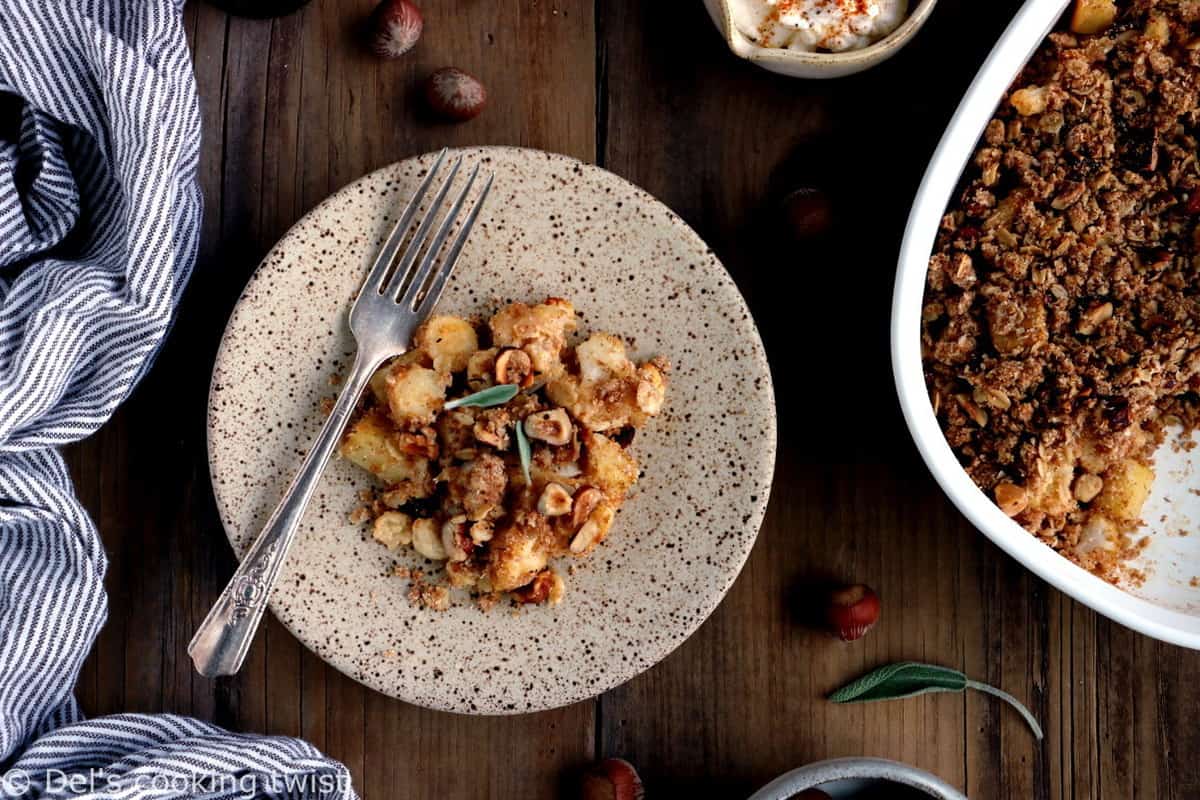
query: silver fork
189 149 494 678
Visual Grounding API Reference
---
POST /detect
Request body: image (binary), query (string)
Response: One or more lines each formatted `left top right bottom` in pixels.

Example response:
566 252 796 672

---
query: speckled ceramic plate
207 146 777 714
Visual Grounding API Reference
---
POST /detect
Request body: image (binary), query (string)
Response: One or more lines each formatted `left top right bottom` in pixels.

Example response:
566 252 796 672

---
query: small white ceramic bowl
749 758 965 799
702 0 939 79
893 0 1200 649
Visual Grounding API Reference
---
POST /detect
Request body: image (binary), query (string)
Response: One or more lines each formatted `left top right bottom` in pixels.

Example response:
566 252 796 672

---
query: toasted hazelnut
635 364 667 416
372 511 412 550
780 187 833 240
511 569 565 605
569 505 614 555
469 519 494 544
412 518 447 560
1073 473 1104 504
473 408 511 450
570 486 603 530
994 482 1028 517
1076 302 1113 336
368 0 423 58
424 66 487 122
441 514 472 562
495 348 534 388
537 482 573 517
523 408 573 446
954 394 988 427
824 583 881 642
570 518 603 554
581 759 644 800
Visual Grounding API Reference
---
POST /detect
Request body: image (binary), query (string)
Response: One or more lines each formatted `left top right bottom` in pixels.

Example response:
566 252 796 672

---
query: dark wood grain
58 0 1200 797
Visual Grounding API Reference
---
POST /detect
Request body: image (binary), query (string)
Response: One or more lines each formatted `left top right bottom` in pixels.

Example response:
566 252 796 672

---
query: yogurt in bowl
703 0 938 79
728 0 909 52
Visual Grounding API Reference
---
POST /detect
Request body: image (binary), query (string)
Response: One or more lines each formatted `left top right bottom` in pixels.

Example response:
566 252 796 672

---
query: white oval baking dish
892 0 1200 649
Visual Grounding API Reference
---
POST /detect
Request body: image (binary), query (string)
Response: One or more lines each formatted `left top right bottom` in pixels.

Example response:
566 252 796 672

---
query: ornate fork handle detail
188 355 380 677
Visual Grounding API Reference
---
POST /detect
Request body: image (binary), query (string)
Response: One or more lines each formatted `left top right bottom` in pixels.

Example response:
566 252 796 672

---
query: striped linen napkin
0 1 353 797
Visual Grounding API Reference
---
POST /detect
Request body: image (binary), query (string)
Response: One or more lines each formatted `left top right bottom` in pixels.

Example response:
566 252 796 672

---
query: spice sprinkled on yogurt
729 0 908 52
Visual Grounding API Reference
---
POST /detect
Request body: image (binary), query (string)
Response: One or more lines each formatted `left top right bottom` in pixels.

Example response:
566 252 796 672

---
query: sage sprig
444 383 519 410
515 419 532 486
829 661 1043 741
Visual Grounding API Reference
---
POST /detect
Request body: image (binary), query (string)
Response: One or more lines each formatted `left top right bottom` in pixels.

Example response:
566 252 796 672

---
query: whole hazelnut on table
581 758 644 800
781 187 833 239
367 0 423 58
824 583 881 642
424 67 488 122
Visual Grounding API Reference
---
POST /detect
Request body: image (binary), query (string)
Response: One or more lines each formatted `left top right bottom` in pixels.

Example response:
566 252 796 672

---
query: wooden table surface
64 0 1200 797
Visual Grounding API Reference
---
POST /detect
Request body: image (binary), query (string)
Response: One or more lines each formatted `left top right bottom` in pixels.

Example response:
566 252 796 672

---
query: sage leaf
829 661 1043 741
515 419 532 486
444 383 519 410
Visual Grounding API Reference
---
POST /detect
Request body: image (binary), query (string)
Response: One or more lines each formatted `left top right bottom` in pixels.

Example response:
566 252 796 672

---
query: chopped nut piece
412 518 447 560
994 482 1028 517
569 486 604 530
1076 302 1113 336
441 515 472 562
466 347 498 389
494 348 534 387
955 394 988 427
1073 474 1104 504
511 569 565 605
635 363 667 416
473 408 511 450
1010 86 1048 116
569 504 615 555
537 482 573 517
469 519 494 544
372 511 413 550
523 408 574 446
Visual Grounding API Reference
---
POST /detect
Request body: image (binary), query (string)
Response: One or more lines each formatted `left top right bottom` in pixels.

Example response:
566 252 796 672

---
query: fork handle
189 350 385 677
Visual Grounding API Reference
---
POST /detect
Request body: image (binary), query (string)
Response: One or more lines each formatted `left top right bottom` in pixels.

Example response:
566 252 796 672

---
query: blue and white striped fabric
0 1 353 797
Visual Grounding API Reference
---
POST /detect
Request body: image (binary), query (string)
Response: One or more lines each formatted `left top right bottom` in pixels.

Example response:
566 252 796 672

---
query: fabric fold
0 1 354 797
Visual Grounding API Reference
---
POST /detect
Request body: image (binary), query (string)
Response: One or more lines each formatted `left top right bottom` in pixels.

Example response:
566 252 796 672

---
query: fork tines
363 149 495 315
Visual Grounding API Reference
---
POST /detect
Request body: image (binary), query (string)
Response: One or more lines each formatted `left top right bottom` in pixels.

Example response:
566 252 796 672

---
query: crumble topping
923 1 1200 580
339 298 669 608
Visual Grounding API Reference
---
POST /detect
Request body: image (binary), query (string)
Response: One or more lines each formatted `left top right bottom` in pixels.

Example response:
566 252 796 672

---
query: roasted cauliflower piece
546 333 669 431
340 409 434 491
415 315 479 374
582 432 638 502
486 511 556 592
385 362 449 429
488 297 577 373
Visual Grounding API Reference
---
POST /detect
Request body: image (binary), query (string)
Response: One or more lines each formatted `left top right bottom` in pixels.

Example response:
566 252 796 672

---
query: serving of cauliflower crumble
337 298 669 609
